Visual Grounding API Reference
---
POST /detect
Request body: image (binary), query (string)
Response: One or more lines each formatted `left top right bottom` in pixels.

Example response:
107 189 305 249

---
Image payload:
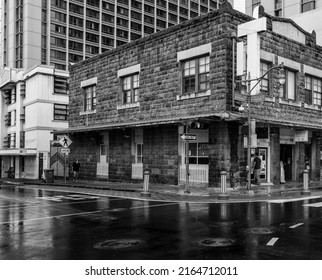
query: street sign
235 93 265 103
180 133 197 141
59 135 72 148
250 94 264 103
61 148 70 154
234 92 247 102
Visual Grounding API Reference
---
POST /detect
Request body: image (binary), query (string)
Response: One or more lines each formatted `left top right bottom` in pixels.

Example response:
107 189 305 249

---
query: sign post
181 129 197 194
59 135 72 183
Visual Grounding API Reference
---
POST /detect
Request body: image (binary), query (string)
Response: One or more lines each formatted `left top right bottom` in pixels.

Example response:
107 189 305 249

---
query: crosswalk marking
303 202 322 207
266 237 279 246
289 223 304 229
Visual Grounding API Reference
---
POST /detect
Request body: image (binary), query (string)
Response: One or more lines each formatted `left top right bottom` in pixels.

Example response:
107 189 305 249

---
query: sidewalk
1 177 322 202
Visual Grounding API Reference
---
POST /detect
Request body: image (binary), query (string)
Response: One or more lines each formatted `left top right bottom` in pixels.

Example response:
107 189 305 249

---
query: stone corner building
58 1 322 189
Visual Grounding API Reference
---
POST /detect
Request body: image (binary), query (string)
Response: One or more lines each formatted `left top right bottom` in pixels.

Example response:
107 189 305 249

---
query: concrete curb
1 179 322 203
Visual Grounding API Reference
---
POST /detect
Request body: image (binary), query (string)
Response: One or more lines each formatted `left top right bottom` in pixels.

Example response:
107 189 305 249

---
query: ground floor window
188 143 209 164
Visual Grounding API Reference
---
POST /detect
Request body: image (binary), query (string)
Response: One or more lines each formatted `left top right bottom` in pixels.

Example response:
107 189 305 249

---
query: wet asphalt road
1 184 322 260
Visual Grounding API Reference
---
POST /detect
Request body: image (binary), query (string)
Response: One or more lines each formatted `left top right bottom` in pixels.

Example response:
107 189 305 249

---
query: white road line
303 202 322 207
0 210 101 225
266 237 279 246
268 196 322 203
289 223 304 229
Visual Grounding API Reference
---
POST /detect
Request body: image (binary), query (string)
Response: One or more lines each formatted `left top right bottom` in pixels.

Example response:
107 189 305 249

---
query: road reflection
1 185 322 259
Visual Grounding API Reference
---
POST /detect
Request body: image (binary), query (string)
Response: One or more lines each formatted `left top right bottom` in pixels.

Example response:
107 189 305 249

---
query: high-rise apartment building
0 0 243 180
1 0 229 72
245 0 322 45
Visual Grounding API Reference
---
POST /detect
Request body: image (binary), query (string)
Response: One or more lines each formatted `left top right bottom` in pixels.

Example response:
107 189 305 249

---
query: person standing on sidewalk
72 159 80 181
253 153 261 186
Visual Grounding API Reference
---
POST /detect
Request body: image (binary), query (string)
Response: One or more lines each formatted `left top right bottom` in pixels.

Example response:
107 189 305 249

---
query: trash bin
44 169 54 183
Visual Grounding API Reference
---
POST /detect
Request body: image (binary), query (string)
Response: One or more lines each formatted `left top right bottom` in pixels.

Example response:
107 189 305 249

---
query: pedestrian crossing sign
59 135 72 148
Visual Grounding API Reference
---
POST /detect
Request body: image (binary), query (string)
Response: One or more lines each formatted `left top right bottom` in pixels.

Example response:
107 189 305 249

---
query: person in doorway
253 153 261 186
72 159 80 181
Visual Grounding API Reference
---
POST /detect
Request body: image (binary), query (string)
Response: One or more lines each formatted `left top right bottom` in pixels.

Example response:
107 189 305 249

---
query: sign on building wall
295 130 309 142
280 128 295 144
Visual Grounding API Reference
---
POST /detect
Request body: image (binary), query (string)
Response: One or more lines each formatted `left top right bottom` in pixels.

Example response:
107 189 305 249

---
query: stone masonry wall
108 129 132 181
68 7 251 129
69 132 99 179
143 125 178 185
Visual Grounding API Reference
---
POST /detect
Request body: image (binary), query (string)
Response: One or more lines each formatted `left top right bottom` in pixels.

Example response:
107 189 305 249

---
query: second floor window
10 133 16 148
183 55 210 94
122 74 139 104
260 61 271 95
54 76 69 94
280 69 296 101
305 75 322 106
301 0 315 13
84 85 96 111
275 0 282 16
54 104 69 120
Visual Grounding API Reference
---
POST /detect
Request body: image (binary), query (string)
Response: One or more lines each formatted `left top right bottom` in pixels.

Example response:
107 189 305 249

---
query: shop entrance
280 144 293 181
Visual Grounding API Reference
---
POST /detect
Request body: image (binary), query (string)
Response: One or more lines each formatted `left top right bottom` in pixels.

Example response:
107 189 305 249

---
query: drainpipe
231 31 237 108
184 122 190 194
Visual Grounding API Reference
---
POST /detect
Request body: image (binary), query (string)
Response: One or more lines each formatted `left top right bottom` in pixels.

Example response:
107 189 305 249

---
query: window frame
188 142 209 165
305 75 322 106
54 103 69 121
301 0 316 13
135 143 143 164
182 54 210 95
117 64 141 109
121 73 140 104
279 68 297 101
10 133 16 148
54 76 69 94
259 60 272 95
83 84 97 112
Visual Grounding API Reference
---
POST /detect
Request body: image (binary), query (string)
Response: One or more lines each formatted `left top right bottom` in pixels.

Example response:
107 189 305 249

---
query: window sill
53 119 68 122
53 92 69 95
278 98 301 107
176 90 211 101
80 110 97 116
117 102 140 110
303 103 321 111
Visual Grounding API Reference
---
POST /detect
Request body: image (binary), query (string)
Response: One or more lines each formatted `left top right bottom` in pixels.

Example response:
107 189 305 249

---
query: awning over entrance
255 116 322 130
53 111 241 135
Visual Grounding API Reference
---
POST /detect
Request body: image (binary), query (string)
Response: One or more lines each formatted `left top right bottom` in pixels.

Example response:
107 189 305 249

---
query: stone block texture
67 3 322 185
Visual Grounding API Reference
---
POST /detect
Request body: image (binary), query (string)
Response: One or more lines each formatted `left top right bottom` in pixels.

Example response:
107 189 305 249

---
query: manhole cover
209 221 235 228
94 239 146 250
194 238 235 248
110 208 127 212
244 227 275 235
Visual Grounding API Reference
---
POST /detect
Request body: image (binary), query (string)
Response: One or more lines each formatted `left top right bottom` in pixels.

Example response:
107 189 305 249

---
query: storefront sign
295 130 309 142
280 128 295 144
280 136 295 144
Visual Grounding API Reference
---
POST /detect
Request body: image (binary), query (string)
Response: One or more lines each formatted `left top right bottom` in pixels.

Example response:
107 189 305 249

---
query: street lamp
238 63 285 191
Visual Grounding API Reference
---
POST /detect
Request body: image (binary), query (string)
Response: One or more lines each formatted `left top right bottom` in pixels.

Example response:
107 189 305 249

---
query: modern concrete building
0 65 69 179
1 0 228 72
245 0 322 45
58 2 322 189
0 0 230 179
